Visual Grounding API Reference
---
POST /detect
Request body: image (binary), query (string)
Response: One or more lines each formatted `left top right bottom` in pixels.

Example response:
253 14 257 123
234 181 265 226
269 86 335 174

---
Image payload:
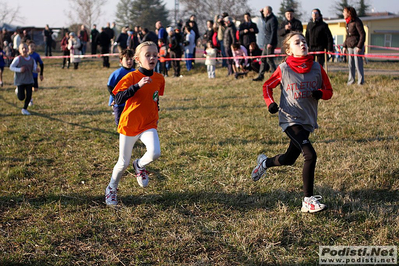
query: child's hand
312 90 323 100
20 66 26 73
138 77 152 87
268 102 279 114
40 75 44 81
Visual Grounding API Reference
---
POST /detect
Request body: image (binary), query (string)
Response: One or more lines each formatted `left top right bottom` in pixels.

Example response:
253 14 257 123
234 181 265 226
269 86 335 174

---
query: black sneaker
252 75 264 81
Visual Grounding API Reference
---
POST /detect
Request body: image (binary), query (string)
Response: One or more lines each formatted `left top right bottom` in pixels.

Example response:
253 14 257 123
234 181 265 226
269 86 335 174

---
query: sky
8 0 399 28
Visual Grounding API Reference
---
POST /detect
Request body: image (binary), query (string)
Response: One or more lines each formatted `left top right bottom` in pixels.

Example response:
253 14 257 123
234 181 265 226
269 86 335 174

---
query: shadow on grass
320 135 398 144
0 94 117 136
1 185 398 217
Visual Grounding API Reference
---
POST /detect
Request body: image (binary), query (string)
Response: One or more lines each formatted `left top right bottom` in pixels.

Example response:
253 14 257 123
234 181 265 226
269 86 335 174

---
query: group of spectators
202 7 336 81
136 6 334 80
1 5 365 85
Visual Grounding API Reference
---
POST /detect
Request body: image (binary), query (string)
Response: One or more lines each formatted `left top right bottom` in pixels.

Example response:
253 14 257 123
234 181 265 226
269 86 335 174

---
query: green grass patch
1 59 398 265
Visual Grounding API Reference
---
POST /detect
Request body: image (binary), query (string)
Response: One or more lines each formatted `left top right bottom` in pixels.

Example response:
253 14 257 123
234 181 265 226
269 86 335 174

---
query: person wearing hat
278 8 303 38
253 6 278 81
67 32 81 69
223 16 237 76
238 12 259 50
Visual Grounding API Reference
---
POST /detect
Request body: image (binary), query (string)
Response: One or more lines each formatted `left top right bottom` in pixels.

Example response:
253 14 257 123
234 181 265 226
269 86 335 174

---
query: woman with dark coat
342 6 366 85
223 16 237 76
97 27 112 68
305 8 334 67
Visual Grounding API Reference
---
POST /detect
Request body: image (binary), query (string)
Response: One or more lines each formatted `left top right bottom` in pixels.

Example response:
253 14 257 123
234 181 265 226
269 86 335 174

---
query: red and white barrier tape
336 44 399 51
3 50 399 62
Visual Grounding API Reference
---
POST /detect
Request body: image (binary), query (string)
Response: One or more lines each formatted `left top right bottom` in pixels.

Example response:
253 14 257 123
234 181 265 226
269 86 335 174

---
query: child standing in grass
27 41 44 106
204 41 217 78
105 41 165 206
10 43 38 115
251 32 333 213
107 49 135 126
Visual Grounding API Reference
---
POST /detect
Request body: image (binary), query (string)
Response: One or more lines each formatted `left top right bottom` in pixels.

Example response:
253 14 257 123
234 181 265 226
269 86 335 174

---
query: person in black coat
185 15 199 44
97 27 111 67
203 20 214 48
91 24 99 54
278 8 303 38
305 8 334 67
253 6 278 81
238 12 259 50
43 25 53 56
168 27 183 77
223 16 237 76
116 26 129 53
141 28 158 44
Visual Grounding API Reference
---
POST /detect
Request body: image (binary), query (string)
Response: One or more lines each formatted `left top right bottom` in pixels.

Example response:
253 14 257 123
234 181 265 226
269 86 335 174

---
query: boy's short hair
27 40 35 45
120 49 134 60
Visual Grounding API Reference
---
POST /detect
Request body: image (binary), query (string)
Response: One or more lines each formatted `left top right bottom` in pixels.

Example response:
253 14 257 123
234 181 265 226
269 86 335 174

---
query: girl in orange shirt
105 41 165 206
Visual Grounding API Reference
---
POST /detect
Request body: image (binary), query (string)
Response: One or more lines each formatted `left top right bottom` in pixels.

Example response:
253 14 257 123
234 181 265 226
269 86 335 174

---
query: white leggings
109 128 161 188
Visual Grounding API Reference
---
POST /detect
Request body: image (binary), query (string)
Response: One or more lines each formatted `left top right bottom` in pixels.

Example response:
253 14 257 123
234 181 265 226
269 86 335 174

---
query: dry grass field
1 57 398 265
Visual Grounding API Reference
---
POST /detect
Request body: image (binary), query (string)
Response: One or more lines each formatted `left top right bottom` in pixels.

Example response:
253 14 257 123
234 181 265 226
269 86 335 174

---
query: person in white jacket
204 41 217 78
68 32 81 69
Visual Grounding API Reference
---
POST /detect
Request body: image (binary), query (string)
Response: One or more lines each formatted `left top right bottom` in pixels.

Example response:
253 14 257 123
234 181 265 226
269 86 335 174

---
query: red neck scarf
345 16 352 24
286 55 314 74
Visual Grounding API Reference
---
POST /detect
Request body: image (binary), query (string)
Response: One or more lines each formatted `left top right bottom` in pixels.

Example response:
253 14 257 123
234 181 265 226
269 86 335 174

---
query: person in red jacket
60 32 70 69
251 32 333 213
158 39 169 77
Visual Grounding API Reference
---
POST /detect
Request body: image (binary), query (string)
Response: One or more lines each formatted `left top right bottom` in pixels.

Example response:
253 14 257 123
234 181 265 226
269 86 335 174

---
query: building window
335 35 344 45
371 33 399 49
391 34 399 48
371 34 385 47
384 34 392 47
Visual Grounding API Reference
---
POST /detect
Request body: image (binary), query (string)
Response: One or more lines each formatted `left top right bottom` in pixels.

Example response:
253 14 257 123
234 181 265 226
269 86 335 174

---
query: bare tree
0 1 23 24
180 0 252 33
67 0 107 28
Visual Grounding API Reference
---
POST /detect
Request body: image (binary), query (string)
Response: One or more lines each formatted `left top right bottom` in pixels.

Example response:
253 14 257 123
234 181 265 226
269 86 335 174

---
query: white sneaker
15 87 18 95
251 154 268 181
105 186 118 205
29 99 33 106
257 154 267 165
301 195 326 213
133 159 149 188
21 109 30 115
